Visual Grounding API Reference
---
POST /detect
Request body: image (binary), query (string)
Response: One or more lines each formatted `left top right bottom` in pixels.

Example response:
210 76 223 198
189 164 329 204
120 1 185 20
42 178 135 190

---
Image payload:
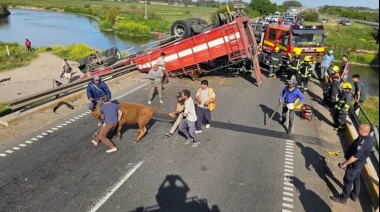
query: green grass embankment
359 96 379 128
0 42 38 72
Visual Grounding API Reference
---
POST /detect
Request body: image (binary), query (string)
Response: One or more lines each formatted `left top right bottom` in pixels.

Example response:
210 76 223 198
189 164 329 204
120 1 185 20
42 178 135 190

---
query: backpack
198 88 216 111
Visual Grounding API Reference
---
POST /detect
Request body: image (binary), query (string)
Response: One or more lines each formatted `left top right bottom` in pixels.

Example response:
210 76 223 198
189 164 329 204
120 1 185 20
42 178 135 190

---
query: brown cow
92 103 158 143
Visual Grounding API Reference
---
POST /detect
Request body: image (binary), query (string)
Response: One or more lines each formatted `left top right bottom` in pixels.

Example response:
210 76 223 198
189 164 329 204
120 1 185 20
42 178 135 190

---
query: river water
0 9 378 96
0 9 155 51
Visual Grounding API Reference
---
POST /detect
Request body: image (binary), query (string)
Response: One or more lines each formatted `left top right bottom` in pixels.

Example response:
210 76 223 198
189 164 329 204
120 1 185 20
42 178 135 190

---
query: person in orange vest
195 80 216 133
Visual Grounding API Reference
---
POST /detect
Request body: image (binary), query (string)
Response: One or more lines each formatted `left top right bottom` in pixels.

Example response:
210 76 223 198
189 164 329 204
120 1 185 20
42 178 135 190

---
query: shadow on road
296 142 343 197
127 175 220 212
292 177 332 212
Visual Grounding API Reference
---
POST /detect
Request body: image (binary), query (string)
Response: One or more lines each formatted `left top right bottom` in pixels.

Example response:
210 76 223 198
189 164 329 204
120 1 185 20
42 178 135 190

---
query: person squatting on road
296 56 312 93
157 52 169 86
323 65 341 107
340 55 350 82
91 96 121 153
25 39 32 51
166 92 185 137
352 74 367 116
268 47 282 79
195 80 216 134
148 64 164 104
333 82 353 131
321 50 335 81
330 124 373 204
178 89 200 147
87 75 112 111
279 79 305 135
287 50 303 81
62 59 73 82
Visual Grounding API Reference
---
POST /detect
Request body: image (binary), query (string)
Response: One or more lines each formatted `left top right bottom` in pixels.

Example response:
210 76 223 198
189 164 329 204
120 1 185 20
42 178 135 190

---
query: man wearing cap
87 75 112 111
166 91 186 137
321 50 335 81
279 79 305 135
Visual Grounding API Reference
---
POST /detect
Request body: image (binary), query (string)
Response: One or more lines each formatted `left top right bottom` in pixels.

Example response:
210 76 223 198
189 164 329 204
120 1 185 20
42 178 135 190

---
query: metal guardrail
351 19 379 29
349 103 379 162
8 64 137 112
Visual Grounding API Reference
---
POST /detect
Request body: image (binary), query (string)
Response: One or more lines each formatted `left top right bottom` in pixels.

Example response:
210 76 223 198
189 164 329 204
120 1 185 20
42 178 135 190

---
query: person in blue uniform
330 124 373 204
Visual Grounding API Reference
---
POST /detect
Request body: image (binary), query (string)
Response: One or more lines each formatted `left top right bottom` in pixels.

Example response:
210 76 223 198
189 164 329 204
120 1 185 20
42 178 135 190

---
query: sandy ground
0 52 81 102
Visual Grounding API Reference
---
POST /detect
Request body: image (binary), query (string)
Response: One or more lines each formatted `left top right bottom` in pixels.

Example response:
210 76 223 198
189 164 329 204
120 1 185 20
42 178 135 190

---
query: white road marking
31 138 38 141
285 151 293 155
36 135 44 138
284 182 293 187
25 141 33 144
47 130 54 133
114 82 150 100
282 203 293 209
284 186 293 191
70 119 76 121
78 115 84 118
285 154 293 158
41 133 48 136
286 140 294 142
285 161 293 165
74 117 80 120
283 197 293 202
12 147 20 150
19 144 27 147
285 165 294 169
284 169 293 173
5 150 13 154
282 209 293 212
0 153 6 157
52 128 58 130
285 157 293 162
88 161 144 212
61 123 67 126
66 121 71 124
283 192 293 197
82 113 88 116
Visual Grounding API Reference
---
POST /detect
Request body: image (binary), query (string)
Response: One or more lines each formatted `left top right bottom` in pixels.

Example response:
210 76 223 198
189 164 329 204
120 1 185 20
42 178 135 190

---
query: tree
249 0 277 16
282 1 302 9
105 7 119 26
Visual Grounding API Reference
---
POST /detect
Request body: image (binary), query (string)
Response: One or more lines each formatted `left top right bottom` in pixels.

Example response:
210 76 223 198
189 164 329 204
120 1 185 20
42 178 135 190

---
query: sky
261 0 379 9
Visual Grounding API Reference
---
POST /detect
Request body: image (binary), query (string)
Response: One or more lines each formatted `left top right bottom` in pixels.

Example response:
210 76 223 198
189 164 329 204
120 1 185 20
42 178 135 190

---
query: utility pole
144 0 148 19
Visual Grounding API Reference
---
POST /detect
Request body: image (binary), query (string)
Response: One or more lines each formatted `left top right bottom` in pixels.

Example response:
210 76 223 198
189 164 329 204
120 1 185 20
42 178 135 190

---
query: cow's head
92 103 104 119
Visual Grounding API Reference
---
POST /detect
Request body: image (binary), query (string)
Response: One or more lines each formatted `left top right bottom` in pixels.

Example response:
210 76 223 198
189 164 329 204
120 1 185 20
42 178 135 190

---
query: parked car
339 20 351 26
320 18 327 23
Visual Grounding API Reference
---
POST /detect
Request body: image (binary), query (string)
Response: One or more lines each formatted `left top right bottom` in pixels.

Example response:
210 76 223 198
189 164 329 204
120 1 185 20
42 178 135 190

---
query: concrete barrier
346 117 379 211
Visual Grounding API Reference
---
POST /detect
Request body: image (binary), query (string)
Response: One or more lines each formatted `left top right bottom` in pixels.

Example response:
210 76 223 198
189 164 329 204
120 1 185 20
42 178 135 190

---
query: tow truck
252 21 327 68
78 6 263 85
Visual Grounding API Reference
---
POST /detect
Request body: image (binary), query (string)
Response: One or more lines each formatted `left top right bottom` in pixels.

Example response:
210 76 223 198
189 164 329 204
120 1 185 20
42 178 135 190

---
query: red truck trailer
132 15 262 85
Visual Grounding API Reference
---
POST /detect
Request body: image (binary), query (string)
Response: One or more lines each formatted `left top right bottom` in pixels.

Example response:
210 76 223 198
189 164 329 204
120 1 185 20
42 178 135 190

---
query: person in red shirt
25 39 32 51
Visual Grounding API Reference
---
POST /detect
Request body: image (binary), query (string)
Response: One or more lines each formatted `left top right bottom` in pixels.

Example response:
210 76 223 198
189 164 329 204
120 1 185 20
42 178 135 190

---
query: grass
0 42 39 72
0 101 10 114
359 96 379 149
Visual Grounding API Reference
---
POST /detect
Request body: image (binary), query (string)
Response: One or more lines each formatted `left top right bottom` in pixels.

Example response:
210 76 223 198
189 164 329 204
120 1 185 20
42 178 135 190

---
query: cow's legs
116 121 125 140
134 126 147 143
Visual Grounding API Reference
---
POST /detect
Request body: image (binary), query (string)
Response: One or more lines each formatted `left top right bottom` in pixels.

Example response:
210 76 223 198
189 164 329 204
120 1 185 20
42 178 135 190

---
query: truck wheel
171 20 192 39
105 47 121 59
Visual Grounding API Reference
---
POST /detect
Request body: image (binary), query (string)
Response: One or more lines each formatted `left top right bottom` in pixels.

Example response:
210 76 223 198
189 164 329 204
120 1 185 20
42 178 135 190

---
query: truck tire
78 56 90 73
105 47 121 60
171 20 192 39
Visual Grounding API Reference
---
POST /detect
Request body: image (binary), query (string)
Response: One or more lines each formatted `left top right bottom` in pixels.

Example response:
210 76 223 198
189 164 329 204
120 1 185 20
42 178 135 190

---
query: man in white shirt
195 80 216 133
156 52 169 85
178 89 200 147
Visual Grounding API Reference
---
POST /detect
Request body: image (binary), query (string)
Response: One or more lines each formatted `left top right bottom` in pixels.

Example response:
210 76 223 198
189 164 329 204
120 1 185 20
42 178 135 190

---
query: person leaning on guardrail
351 74 367 116
330 124 373 204
87 74 112 112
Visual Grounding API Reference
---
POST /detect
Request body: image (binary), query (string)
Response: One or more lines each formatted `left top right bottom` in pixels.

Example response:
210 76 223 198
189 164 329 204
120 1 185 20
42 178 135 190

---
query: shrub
116 21 150 36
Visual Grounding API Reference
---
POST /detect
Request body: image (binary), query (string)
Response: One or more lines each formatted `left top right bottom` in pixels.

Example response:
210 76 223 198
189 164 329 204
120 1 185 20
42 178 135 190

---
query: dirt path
0 52 81 102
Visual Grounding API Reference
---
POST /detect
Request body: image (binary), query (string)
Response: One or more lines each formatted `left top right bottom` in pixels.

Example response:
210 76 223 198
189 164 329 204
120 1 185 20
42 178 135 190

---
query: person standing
195 80 216 133
333 82 353 131
340 55 350 82
25 39 32 51
268 47 282 79
279 79 305 135
157 52 169 85
62 59 73 82
166 92 185 137
148 64 164 104
321 50 334 81
91 96 121 153
330 124 373 204
87 75 112 111
352 74 367 115
178 89 200 147
287 50 303 81
297 56 312 93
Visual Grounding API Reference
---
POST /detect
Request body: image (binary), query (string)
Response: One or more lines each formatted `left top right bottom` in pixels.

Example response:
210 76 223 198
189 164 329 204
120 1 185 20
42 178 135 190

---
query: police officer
333 82 353 130
330 124 373 204
279 78 305 135
287 50 303 81
297 56 312 92
269 47 282 79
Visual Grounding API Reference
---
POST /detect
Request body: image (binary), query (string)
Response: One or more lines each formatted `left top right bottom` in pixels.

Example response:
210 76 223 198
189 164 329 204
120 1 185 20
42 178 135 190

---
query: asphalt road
0 71 369 211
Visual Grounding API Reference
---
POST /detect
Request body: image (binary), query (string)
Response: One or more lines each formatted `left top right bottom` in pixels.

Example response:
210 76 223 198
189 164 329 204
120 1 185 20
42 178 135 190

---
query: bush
115 21 150 36
0 42 38 72
99 19 113 29
48 44 95 61
300 10 319 22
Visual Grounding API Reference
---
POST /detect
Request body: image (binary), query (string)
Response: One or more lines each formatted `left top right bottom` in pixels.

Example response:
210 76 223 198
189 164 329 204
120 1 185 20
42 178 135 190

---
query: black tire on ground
171 20 192 39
